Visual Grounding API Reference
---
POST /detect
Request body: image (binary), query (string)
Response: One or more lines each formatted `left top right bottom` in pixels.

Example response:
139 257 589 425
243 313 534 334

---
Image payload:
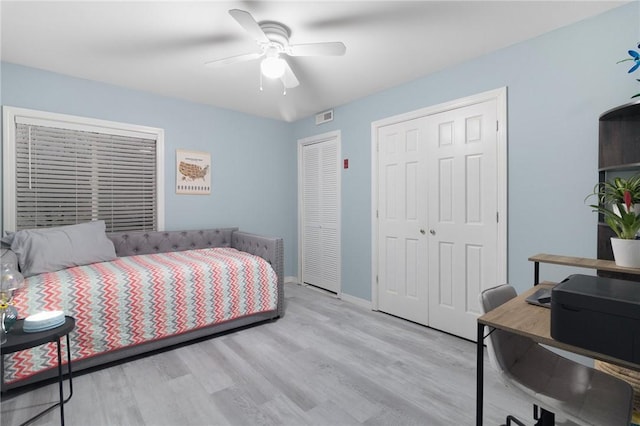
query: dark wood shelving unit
597 99 640 280
599 100 640 170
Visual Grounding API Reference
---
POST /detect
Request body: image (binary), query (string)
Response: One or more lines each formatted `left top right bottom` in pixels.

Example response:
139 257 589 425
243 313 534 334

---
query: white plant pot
610 237 640 268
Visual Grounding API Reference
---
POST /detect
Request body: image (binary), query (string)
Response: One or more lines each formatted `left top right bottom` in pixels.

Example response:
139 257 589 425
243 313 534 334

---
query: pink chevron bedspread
4 247 278 385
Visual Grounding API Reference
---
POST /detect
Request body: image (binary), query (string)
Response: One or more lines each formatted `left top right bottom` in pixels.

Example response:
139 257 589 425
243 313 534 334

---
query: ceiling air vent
315 109 334 125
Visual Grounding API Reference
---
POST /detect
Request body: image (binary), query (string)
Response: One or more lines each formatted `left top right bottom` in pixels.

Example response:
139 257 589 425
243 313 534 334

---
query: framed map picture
176 149 211 195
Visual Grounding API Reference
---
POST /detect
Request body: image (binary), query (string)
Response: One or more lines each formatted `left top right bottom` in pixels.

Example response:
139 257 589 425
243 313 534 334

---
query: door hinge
496 120 499 132
496 212 499 223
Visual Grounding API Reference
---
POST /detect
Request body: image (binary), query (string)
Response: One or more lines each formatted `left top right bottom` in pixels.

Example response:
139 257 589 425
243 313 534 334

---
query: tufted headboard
107 228 237 257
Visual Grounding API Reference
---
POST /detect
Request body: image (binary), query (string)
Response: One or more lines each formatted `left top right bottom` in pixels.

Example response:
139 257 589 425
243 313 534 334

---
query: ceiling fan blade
288 42 346 57
281 60 300 89
204 51 263 67
229 9 269 44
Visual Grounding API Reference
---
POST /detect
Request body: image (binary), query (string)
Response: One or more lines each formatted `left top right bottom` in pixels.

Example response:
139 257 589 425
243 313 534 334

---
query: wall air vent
315 109 334 125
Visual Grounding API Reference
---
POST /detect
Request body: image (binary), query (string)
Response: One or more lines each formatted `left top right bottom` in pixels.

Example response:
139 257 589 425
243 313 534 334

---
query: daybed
0 224 284 391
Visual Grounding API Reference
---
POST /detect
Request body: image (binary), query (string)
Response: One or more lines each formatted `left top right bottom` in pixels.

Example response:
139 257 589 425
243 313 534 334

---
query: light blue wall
0 62 298 276
292 2 640 299
2 3 638 298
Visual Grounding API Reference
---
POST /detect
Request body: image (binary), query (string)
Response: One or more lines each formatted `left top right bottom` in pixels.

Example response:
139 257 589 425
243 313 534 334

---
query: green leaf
605 216 623 239
587 174 640 238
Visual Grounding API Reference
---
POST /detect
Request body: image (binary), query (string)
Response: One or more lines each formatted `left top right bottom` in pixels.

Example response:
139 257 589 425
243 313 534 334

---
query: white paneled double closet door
299 131 341 294
375 90 506 341
377 120 430 325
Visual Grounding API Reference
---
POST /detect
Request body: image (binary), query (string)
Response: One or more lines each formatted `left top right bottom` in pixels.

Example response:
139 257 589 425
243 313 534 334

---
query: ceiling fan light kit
260 47 286 79
261 57 286 79
206 9 346 92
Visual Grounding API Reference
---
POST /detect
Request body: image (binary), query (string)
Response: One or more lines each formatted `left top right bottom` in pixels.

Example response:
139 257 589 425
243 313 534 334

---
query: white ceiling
1 1 627 122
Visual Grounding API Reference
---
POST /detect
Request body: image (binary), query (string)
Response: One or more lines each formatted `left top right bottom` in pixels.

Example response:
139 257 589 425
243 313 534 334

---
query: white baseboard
338 291 372 310
286 278 372 310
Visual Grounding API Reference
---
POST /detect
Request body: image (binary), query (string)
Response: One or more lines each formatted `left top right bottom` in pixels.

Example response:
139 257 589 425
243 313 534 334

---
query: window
3 107 164 232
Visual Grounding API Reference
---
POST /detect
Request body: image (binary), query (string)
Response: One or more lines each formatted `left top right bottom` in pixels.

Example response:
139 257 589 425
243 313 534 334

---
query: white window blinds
4 107 165 233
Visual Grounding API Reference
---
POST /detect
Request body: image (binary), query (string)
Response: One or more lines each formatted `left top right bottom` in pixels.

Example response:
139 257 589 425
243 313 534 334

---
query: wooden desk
476 283 640 426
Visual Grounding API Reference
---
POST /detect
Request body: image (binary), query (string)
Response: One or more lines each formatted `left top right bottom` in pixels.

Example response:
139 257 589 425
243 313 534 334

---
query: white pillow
10 221 117 277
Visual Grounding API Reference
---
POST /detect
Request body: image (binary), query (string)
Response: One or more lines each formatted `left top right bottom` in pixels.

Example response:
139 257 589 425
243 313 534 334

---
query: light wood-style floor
1 283 530 426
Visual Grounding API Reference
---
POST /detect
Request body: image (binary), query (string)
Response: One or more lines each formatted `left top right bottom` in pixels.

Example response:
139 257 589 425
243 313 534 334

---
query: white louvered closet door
301 134 341 293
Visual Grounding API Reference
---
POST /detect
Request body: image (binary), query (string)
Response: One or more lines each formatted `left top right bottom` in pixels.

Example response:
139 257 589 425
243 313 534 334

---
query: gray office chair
480 284 633 426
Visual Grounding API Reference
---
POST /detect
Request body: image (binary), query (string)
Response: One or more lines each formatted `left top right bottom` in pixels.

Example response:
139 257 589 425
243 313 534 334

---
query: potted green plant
587 174 640 267
591 174 640 209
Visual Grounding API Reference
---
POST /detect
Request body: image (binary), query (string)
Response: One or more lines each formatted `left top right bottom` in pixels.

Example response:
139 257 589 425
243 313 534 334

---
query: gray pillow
10 221 117 277
1 231 15 247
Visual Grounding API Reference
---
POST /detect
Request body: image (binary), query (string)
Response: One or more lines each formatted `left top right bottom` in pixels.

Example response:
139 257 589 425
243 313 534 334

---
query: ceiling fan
205 9 346 91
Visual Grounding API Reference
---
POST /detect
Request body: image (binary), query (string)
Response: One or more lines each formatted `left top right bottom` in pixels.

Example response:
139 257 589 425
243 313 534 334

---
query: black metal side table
1 316 75 426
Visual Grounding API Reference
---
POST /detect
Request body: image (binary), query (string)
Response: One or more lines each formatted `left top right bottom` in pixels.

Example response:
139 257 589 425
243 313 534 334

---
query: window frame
3 106 165 232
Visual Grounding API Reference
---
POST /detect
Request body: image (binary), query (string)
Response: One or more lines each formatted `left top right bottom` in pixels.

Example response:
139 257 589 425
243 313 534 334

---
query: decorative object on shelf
618 42 640 99
590 174 640 209
0 263 26 343
588 174 640 239
587 174 640 267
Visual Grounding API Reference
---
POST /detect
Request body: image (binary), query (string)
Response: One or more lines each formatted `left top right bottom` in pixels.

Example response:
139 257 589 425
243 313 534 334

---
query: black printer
551 274 640 364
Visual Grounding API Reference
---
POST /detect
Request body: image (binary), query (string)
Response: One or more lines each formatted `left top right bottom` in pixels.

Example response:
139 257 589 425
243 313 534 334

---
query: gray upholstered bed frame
1 227 284 390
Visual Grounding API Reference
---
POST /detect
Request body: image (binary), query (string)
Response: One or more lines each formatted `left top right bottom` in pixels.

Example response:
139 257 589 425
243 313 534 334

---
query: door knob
430 229 436 235
420 229 426 235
